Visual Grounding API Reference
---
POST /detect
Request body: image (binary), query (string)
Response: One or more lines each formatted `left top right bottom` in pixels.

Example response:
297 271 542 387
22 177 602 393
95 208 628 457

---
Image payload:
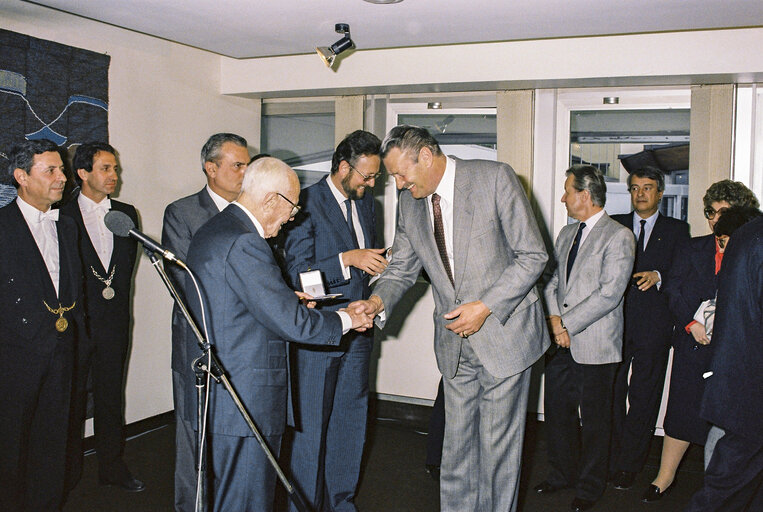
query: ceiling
25 0 763 59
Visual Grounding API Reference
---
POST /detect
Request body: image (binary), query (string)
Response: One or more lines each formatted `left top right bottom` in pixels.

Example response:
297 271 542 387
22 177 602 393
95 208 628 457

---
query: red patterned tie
432 193 454 287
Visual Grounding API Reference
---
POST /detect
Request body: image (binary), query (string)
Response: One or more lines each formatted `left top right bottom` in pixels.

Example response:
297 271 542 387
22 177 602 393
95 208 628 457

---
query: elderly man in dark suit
350 125 549 512
609 166 689 489
537 164 635 512
161 132 249 511
282 130 386 512
186 157 371 511
61 142 143 493
685 214 763 512
0 139 87 511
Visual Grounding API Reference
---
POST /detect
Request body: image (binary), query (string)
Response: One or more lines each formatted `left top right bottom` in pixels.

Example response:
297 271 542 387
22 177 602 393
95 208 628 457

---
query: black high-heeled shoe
641 480 675 502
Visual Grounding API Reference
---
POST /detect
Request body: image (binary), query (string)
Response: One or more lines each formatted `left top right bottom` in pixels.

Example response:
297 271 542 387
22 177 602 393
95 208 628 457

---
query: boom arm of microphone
104 210 181 264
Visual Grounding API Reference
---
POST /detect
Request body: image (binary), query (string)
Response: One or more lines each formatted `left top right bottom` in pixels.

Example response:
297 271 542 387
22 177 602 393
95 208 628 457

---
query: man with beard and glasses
281 130 387 511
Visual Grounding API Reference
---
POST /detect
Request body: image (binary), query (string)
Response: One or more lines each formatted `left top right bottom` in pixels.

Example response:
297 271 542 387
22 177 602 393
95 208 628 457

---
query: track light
316 23 354 68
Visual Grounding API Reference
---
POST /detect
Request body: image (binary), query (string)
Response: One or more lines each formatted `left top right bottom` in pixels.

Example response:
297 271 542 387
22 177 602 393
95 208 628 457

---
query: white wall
3 0 261 424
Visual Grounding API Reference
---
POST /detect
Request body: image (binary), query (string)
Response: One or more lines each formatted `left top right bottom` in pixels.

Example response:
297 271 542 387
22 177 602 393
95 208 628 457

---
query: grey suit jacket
544 212 635 365
161 187 220 373
374 158 549 379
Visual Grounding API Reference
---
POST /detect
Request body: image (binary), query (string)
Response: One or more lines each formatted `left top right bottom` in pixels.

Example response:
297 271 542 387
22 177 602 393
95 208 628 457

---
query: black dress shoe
534 480 563 494
612 470 636 490
99 474 146 492
641 481 674 502
570 497 595 511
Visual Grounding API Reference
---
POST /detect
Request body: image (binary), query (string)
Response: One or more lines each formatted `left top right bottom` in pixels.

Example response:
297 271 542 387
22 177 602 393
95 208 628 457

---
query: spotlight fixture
316 23 354 68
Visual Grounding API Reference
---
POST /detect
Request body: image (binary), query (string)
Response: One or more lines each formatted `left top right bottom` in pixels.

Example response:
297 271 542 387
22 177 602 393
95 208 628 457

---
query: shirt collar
17 196 58 223
580 208 606 229
78 191 111 212
206 185 232 212
430 156 456 204
633 210 659 229
232 201 265 238
326 174 348 206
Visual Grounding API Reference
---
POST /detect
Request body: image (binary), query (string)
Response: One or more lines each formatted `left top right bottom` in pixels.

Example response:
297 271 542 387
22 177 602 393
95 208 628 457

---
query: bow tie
36 209 60 223
89 199 111 214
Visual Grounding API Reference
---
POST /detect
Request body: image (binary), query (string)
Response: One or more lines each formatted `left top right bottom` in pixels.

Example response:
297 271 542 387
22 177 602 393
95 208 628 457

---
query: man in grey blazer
536 164 635 512
161 133 249 512
350 125 549 512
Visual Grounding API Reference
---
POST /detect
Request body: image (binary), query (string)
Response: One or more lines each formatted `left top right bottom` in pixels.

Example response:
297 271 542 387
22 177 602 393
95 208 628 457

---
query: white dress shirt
326 176 366 280
206 185 231 212
232 201 352 334
17 196 60 296
578 208 606 246
426 156 457 275
78 193 113 270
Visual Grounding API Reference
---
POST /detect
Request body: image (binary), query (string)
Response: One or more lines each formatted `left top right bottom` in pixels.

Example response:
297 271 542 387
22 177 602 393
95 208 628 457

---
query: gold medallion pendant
56 317 69 332
44 300 76 333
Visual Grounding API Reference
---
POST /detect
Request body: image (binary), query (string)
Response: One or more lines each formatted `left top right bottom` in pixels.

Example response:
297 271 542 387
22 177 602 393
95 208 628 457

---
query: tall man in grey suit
282 130 387 511
536 164 635 512
350 125 549 512
161 133 249 511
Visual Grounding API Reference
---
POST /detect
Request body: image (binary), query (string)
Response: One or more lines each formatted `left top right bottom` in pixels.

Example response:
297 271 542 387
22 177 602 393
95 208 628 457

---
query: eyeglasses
703 206 728 220
277 193 301 218
628 185 657 194
349 164 382 183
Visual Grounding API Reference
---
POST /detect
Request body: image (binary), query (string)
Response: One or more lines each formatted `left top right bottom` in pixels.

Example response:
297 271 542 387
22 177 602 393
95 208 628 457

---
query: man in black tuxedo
161 133 249 511
609 166 689 489
61 142 143 492
0 139 87 511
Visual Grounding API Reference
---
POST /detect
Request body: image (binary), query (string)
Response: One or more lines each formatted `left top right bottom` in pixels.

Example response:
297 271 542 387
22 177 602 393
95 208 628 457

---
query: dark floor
64 408 705 511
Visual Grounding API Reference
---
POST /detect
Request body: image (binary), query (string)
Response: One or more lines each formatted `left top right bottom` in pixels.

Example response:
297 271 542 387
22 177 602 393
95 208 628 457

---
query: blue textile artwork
0 28 110 180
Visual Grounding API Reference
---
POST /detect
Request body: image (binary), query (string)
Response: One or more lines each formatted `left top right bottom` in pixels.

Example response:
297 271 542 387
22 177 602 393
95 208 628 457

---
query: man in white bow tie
61 142 144 494
0 138 88 511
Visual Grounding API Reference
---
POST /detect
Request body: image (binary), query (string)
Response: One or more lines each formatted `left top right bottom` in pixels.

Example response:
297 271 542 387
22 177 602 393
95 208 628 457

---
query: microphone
105 210 179 263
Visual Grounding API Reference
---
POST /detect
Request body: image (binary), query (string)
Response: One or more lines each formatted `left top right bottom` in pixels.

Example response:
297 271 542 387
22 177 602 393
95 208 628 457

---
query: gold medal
44 300 76 333
56 317 69 332
102 286 115 300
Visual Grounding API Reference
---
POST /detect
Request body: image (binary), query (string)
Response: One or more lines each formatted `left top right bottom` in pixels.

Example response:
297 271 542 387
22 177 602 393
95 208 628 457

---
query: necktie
637 219 646 254
344 199 360 249
432 193 454 287
566 222 586 281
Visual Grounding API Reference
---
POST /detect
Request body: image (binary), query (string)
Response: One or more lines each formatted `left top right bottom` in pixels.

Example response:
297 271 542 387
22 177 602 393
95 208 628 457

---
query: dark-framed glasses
703 206 728 220
277 193 301 217
349 164 382 183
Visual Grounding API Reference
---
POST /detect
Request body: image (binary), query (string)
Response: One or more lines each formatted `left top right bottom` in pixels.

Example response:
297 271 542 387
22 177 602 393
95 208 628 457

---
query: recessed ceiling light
363 0 404 4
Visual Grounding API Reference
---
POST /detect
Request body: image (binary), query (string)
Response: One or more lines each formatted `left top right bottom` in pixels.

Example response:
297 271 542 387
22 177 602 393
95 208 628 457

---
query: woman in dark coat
641 180 760 502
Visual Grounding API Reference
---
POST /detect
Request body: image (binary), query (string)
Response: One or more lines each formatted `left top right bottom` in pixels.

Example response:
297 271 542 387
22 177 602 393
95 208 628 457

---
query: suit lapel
565 216 605 292
9 203 59 302
68 195 109 275
452 159 473 291
108 201 132 273
316 178 356 250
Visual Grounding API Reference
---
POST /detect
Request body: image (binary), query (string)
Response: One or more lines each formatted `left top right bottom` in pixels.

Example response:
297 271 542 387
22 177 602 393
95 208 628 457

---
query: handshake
342 296 386 332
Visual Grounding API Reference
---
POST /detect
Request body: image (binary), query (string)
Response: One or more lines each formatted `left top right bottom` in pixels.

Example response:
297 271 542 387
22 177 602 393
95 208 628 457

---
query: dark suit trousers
425 378 445 467
288 333 371 512
209 432 282 512
544 348 617 502
0 341 73 511
610 328 671 473
68 324 131 484
685 431 763 512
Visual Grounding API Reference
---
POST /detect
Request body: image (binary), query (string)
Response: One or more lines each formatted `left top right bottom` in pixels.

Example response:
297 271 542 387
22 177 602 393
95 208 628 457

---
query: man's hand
554 330 571 348
341 307 373 332
633 270 659 291
294 291 316 309
443 301 490 338
689 322 710 345
547 315 564 335
348 295 385 318
343 248 388 276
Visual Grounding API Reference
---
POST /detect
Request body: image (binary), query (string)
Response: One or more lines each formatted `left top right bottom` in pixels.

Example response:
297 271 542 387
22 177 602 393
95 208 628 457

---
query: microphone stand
143 248 311 512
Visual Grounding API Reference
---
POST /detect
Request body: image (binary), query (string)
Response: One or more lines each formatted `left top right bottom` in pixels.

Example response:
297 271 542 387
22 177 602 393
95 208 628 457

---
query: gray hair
241 157 295 201
200 133 247 173
380 125 442 161
566 164 607 208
